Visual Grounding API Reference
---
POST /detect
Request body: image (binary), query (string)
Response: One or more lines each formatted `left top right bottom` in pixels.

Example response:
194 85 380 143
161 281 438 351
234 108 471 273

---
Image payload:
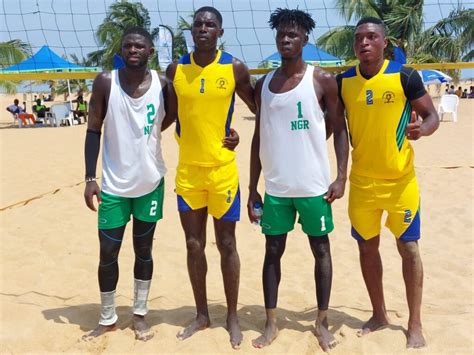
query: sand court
0 94 473 353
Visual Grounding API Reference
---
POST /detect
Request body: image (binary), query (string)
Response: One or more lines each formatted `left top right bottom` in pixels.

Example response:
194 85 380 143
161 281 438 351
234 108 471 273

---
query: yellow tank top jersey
339 60 414 179
173 50 236 167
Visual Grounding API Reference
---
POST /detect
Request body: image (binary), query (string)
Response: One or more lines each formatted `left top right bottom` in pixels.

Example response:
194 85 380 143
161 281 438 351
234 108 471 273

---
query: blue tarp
262 43 343 64
1 45 97 72
113 54 125 69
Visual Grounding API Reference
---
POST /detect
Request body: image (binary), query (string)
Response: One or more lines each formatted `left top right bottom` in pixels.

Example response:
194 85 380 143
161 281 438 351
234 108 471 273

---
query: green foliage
90 0 159 70
317 1 473 78
0 40 31 94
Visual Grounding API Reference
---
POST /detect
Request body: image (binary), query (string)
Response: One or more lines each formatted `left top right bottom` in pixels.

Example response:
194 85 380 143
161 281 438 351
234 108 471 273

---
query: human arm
402 67 439 140
317 70 349 203
247 77 264 222
84 72 111 211
161 64 178 132
406 95 439 140
233 58 256 114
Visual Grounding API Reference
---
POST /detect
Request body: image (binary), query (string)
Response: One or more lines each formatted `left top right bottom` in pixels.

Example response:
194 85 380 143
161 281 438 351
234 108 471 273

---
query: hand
247 190 263 223
222 128 239 151
406 111 423 140
84 181 101 211
324 178 346 203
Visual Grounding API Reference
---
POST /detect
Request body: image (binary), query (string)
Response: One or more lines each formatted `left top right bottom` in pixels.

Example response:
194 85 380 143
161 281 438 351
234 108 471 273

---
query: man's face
275 24 307 60
14 99 19 105
192 11 223 51
353 23 387 63
121 34 153 69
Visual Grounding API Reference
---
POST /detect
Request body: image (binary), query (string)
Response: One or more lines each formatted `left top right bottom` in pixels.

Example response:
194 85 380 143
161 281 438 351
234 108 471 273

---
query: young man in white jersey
247 9 349 351
82 27 174 342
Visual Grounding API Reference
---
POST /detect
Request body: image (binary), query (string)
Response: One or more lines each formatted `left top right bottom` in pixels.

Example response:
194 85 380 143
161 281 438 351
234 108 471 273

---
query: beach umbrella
417 69 452 85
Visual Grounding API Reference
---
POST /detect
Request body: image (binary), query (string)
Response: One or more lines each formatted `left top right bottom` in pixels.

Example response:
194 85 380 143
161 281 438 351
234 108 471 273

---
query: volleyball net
0 0 473 81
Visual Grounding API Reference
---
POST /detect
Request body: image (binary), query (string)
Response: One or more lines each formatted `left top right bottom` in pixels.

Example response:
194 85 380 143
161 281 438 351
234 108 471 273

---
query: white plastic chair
10 113 23 127
438 94 459 122
45 103 74 127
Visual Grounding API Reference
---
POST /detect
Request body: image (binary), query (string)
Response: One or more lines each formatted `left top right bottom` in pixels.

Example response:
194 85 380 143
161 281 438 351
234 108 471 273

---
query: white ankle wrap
99 290 118 326
133 279 151 316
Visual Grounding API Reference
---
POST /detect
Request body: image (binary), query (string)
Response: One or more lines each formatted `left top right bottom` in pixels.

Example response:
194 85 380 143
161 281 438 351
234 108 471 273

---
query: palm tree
88 0 159 69
317 1 473 78
0 40 31 94
317 0 423 60
413 7 474 63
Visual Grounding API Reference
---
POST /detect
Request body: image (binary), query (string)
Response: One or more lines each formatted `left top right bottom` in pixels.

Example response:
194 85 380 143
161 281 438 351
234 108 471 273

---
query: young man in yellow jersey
165 6 255 349
337 17 439 348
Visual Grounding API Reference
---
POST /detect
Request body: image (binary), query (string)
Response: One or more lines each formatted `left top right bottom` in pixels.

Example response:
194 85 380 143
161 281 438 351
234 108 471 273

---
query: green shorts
261 193 334 237
98 179 165 229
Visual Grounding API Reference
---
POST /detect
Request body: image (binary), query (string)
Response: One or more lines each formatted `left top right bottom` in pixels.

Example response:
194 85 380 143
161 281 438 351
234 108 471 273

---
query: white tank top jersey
101 69 166 198
259 65 331 197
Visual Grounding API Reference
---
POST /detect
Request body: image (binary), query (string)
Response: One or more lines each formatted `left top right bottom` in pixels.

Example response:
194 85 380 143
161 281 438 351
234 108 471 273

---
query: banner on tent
157 26 173 71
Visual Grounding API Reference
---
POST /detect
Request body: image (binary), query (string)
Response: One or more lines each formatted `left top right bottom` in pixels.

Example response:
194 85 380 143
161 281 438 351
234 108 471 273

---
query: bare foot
176 314 210 341
81 324 117 341
227 315 242 349
133 315 154 341
407 326 426 348
315 322 337 351
357 315 390 337
252 320 278 349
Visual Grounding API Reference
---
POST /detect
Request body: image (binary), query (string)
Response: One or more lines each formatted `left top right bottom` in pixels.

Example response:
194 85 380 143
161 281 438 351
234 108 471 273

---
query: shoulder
338 66 357 80
313 66 336 85
231 55 248 71
94 71 112 86
400 65 419 82
255 75 266 92
157 72 167 88
382 60 403 74
400 65 426 100
177 53 191 65
166 62 178 81
216 51 233 65
231 55 250 81
92 71 112 93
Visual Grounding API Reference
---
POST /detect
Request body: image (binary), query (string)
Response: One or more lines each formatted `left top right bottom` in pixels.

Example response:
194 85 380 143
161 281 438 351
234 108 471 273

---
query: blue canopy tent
259 43 344 69
1 45 99 110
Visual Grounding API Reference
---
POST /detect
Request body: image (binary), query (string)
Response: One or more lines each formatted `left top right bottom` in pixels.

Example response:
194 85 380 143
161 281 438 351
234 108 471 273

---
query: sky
1 0 473 80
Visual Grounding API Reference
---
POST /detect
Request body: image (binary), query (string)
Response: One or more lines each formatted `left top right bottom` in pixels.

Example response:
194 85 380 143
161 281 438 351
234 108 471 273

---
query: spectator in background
461 89 468 99
455 86 463 98
448 85 455 94
6 99 23 115
6 99 36 126
33 99 48 121
73 95 88 123
468 86 474 99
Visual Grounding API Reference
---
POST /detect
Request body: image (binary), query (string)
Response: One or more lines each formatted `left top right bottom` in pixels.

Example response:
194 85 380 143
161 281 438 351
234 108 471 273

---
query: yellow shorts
175 161 240 221
348 172 420 241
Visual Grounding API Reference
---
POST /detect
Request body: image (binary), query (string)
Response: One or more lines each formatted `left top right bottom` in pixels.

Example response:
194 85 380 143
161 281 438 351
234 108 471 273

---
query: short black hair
194 6 223 27
269 8 315 34
121 26 153 47
355 17 386 35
